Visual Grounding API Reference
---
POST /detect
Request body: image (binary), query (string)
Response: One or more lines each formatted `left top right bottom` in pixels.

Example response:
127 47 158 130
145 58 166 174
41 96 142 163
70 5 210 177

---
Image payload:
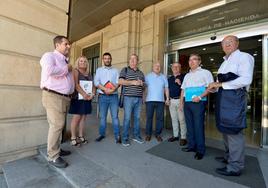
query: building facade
71 0 268 148
0 0 69 165
1 0 267 166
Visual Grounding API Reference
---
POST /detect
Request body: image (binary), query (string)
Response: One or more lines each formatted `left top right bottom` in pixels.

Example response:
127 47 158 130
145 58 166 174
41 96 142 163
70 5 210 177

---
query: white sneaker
122 140 130 147
132 137 144 144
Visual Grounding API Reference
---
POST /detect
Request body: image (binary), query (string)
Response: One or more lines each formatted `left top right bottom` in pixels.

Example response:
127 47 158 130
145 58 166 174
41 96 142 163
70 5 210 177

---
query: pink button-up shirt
40 50 74 94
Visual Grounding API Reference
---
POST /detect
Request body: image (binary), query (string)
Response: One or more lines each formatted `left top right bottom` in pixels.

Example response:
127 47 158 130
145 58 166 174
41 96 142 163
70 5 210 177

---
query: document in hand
104 81 116 90
78 80 93 100
185 86 206 102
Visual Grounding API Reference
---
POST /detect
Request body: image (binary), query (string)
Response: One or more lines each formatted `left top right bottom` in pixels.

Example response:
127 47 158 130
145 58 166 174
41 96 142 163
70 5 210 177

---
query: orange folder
104 81 116 90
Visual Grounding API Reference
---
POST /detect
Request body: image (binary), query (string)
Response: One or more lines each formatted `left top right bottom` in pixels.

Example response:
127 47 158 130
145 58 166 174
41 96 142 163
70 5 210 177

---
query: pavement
2 103 268 188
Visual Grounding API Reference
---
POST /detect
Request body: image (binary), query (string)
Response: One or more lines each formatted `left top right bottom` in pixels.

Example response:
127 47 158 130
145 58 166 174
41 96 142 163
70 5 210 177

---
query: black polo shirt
168 74 185 99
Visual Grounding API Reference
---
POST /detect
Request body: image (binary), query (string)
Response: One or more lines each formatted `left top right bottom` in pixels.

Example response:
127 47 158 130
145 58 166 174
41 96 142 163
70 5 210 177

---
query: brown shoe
145 135 151 141
156 135 163 142
179 139 187 146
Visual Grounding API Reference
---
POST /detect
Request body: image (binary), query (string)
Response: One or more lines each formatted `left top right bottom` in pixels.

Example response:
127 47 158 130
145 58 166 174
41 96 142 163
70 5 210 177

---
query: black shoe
181 147 195 152
194 152 204 160
49 157 68 168
59 149 71 157
115 136 121 144
216 167 241 176
95 135 105 142
215 156 228 164
168 136 179 142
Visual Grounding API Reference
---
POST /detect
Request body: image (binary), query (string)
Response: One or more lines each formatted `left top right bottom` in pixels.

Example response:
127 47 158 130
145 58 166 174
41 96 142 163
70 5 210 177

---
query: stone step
39 146 132 188
2 155 73 188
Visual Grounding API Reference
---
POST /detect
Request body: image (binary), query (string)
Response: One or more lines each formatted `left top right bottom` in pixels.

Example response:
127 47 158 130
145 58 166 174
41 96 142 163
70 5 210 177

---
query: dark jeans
145 101 164 136
184 101 206 155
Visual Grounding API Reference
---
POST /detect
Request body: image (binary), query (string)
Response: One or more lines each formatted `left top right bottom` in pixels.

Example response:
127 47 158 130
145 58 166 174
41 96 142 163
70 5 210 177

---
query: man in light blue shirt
94 52 121 143
145 62 169 142
94 65 119 95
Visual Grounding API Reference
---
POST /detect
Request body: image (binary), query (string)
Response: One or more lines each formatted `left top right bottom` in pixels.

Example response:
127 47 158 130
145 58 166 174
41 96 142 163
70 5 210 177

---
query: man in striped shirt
119 54 145 146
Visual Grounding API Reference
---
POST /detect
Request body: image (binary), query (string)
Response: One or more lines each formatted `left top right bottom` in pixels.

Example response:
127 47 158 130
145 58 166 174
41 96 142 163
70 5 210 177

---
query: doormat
146 141 266 188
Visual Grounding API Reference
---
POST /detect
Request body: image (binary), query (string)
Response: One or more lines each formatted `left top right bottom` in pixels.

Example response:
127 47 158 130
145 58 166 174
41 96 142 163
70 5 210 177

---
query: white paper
78 80 92 100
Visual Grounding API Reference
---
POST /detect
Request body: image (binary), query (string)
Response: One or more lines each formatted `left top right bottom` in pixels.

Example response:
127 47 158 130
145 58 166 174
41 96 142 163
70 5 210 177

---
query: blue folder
185 86 207 102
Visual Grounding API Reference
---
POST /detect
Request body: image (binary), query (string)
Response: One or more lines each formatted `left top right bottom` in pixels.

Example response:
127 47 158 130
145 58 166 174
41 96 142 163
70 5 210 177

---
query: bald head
221 35 239 56
152 62 161 74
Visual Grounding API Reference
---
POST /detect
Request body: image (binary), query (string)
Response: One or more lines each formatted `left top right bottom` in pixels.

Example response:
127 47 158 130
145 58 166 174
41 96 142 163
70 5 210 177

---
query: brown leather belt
43 87 72 98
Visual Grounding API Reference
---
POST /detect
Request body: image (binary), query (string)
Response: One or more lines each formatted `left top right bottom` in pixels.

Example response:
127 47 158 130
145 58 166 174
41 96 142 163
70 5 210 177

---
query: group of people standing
40 35 254 177
94 53 169 146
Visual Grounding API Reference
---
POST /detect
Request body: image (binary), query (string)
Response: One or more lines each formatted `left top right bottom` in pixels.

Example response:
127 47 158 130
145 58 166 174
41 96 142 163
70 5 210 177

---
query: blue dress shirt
145 72 169 102
94 66 119 94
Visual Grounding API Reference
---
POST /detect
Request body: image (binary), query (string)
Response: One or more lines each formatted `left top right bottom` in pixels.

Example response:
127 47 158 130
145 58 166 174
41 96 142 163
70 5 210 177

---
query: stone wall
70 0 216 128
0 0 69 164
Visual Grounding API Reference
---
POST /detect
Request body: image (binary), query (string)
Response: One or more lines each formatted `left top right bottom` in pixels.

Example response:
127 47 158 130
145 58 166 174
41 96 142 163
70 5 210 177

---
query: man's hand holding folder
103 81 116 95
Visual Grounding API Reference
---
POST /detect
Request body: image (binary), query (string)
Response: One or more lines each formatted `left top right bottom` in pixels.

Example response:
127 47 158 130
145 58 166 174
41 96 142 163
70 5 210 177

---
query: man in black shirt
167 62 187 146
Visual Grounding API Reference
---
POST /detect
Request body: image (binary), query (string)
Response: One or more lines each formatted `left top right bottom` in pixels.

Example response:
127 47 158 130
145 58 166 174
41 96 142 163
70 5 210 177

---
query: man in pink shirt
40 35 74 168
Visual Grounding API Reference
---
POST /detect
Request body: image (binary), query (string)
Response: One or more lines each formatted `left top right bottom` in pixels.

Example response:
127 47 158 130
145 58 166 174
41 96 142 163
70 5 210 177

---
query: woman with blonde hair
69 56 96 146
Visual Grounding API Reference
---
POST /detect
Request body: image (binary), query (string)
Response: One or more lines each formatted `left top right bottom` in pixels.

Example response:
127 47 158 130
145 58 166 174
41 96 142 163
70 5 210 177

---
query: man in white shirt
180 54 214 160
208 35 254 176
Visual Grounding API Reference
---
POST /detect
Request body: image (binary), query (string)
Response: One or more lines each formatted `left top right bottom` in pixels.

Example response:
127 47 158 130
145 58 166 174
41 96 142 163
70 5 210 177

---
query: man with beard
94 52 121 143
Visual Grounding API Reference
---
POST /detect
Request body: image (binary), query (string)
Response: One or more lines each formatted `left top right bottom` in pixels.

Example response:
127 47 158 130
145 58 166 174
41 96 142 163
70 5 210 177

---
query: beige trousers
169 98 187 139
42 90 70 161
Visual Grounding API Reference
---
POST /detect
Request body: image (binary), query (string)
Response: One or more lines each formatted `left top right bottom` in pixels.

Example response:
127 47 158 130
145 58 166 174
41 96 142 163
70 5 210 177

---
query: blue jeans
122 96 142 141
98 94 120 138
145 101 164 136
184 101 206 155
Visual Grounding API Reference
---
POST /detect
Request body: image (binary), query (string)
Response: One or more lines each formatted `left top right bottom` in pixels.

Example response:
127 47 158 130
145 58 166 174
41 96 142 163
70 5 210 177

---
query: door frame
262 34 268 148
165 24 268 147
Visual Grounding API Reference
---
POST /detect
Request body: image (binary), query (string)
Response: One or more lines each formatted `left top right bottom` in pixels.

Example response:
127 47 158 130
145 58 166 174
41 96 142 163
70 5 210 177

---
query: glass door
164 51 178 76
171 35 263 147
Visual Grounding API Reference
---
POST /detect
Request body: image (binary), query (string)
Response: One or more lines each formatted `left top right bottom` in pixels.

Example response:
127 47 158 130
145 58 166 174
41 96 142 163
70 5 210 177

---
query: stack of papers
78 80 93 100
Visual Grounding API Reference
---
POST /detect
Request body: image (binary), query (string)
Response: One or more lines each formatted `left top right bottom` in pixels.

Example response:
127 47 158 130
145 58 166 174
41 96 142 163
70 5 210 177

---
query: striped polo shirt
119 66 145 97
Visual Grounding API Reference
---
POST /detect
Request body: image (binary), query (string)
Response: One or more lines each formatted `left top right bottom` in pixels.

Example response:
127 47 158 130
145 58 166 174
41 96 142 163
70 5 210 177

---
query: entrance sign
168 0 268 41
